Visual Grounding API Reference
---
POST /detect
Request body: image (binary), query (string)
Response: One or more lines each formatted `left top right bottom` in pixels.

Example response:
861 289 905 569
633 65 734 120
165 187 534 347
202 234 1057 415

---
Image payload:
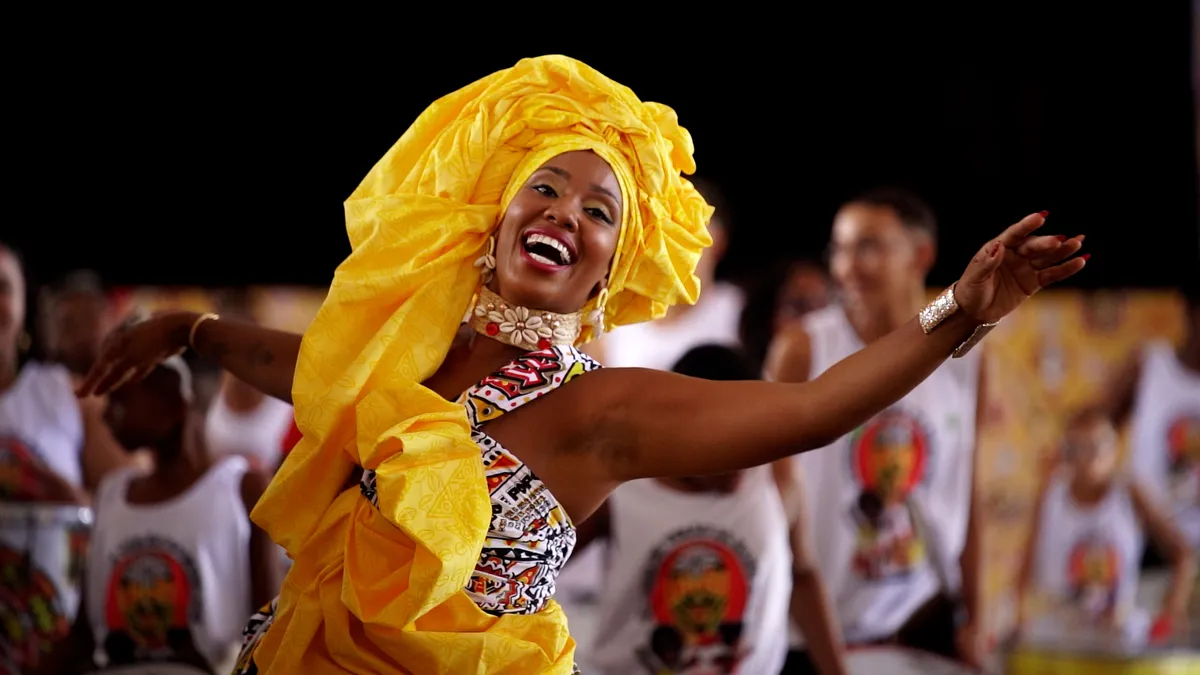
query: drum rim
843 644 973 668
0 502 93 526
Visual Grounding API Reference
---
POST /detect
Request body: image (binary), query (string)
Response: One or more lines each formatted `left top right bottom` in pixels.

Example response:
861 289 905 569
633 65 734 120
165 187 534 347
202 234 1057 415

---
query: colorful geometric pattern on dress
360 346 599 617
231 596 276 675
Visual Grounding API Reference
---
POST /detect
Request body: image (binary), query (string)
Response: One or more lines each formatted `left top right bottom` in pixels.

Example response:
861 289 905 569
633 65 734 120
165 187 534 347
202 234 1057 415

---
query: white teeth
524 233 572 264
528 252 558 266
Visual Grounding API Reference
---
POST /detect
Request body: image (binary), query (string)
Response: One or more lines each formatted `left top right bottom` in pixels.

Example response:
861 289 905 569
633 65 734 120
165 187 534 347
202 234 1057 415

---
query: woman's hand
954 212 1086 323
76 311 198 397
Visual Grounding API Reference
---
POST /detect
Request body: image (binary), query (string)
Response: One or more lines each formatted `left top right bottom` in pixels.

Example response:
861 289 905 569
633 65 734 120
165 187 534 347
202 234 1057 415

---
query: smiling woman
76 55 1085 675
490 152 623 316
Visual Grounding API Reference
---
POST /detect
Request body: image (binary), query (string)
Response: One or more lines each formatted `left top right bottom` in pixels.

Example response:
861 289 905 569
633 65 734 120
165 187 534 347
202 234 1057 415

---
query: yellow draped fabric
247 55 713 674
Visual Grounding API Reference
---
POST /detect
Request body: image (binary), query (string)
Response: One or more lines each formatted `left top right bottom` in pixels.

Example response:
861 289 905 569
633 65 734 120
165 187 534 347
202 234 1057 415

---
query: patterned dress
233 346 598 674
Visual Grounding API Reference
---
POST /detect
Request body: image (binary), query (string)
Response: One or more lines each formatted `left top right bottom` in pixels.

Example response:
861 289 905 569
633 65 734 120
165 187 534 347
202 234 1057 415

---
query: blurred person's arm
766 327 848 674
956 359 987 665
1015 467 1056 632
772 460 847 675
242 468 279 609
21 449 88 505
77 391 147 493
1129 480 1196 624
78 312 301 403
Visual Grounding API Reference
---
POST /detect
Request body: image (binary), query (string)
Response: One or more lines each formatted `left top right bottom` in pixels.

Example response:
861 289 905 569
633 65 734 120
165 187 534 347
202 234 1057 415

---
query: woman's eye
533 184 557 197
586 207 613 224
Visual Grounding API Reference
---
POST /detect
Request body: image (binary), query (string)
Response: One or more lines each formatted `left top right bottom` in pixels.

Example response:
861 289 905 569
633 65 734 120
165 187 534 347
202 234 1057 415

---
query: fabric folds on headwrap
248 55 712 674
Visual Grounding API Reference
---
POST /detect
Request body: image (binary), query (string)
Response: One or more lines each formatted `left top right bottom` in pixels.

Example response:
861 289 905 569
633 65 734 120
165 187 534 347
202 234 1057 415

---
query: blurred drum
0 503 92 674
1005 645 1200 674
844 647 974 675
86 665 212 675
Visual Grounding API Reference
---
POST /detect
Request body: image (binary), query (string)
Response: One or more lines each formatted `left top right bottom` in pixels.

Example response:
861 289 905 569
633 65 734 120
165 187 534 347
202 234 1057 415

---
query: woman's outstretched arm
594 312 981 479
590 213 1086 481
77 311 302 403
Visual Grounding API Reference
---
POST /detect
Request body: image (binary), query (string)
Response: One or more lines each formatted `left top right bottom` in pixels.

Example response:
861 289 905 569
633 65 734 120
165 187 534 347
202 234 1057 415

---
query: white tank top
86 457 253 671
0 362 84 496
1127 341 1200 548
789 306 981 645
1028 471 1148 647
203 393 293 473
588 467 791 675
599 282 745 371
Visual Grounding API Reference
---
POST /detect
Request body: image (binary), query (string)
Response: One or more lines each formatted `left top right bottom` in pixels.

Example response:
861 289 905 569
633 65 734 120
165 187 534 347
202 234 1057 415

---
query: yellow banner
975 289 1187 638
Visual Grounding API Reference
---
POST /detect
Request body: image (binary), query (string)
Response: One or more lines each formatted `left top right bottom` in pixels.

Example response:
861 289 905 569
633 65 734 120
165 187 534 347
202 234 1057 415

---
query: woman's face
491 151 622 314
1067 418 1118 484
0 247 24 358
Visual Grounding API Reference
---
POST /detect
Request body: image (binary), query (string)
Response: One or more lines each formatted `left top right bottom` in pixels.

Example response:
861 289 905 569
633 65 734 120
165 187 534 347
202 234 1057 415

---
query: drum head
845 646 974 675
87 664 212 675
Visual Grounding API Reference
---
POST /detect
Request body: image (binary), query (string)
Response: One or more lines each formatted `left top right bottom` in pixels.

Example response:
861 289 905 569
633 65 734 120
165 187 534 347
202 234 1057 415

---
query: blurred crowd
1 183 1197 674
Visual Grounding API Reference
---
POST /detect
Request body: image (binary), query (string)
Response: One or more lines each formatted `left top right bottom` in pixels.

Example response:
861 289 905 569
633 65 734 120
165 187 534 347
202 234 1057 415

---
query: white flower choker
469 286 582 351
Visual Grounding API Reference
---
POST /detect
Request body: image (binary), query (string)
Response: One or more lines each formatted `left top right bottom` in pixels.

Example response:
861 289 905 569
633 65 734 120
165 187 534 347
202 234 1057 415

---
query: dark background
10 6 1199 291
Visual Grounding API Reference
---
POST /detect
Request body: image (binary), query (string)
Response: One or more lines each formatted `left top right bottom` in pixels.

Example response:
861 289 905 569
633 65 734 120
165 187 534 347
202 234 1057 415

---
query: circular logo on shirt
846 408 933 580
103 536 202 663
0 543 68 672
0 434 45 502
1165 413 1200 505
1066 533 1121 621
849 409 931 504
642 525 754 674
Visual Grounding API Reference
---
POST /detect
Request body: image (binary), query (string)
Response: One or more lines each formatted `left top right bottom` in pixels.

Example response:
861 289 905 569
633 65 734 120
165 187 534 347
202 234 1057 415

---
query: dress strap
458 346 601 429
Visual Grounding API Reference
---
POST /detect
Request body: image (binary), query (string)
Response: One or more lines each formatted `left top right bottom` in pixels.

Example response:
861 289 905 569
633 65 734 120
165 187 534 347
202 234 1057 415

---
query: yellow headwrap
248 55 712 674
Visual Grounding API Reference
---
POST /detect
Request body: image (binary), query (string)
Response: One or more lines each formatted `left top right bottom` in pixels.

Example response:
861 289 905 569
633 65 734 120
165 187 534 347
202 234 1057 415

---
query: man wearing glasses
766 188 987 673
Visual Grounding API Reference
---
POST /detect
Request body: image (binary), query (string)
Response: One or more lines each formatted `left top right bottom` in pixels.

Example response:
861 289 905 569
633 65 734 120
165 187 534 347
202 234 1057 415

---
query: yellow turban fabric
248 55 712 674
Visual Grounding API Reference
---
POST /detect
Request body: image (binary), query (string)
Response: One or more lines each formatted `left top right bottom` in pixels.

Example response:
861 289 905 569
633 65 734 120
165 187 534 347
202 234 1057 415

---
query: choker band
469 286 582 351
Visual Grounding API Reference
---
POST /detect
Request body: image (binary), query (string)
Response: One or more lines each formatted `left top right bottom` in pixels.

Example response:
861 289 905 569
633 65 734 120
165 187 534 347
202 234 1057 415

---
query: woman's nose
545 204 578 232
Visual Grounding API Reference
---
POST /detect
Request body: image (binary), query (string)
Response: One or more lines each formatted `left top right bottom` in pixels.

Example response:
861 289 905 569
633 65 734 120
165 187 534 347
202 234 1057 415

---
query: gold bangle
952 321 999 358
189 312 219 351
920 283 999 357
919 284 959 334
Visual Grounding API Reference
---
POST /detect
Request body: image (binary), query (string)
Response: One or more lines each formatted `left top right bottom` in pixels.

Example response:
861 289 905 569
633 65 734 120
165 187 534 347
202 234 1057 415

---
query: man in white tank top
582 346 846 675
38 355 278 674
1016 412 1194 649
1085 286 1200 556
765 189 986 672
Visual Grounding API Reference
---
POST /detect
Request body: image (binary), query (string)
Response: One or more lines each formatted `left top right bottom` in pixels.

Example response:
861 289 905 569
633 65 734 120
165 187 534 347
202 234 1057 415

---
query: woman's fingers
109 366 141 393
130 361 159 385
1027 236 1084 270
1036 256 1088 288
91 360 138 397
77 351 120 397
75 362 108 397
1015 234 1067 258
998 212 1047 247
77 331 129 397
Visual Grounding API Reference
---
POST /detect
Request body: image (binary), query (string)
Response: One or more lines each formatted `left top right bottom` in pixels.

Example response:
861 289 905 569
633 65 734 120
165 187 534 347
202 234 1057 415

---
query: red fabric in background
281 418 302 455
